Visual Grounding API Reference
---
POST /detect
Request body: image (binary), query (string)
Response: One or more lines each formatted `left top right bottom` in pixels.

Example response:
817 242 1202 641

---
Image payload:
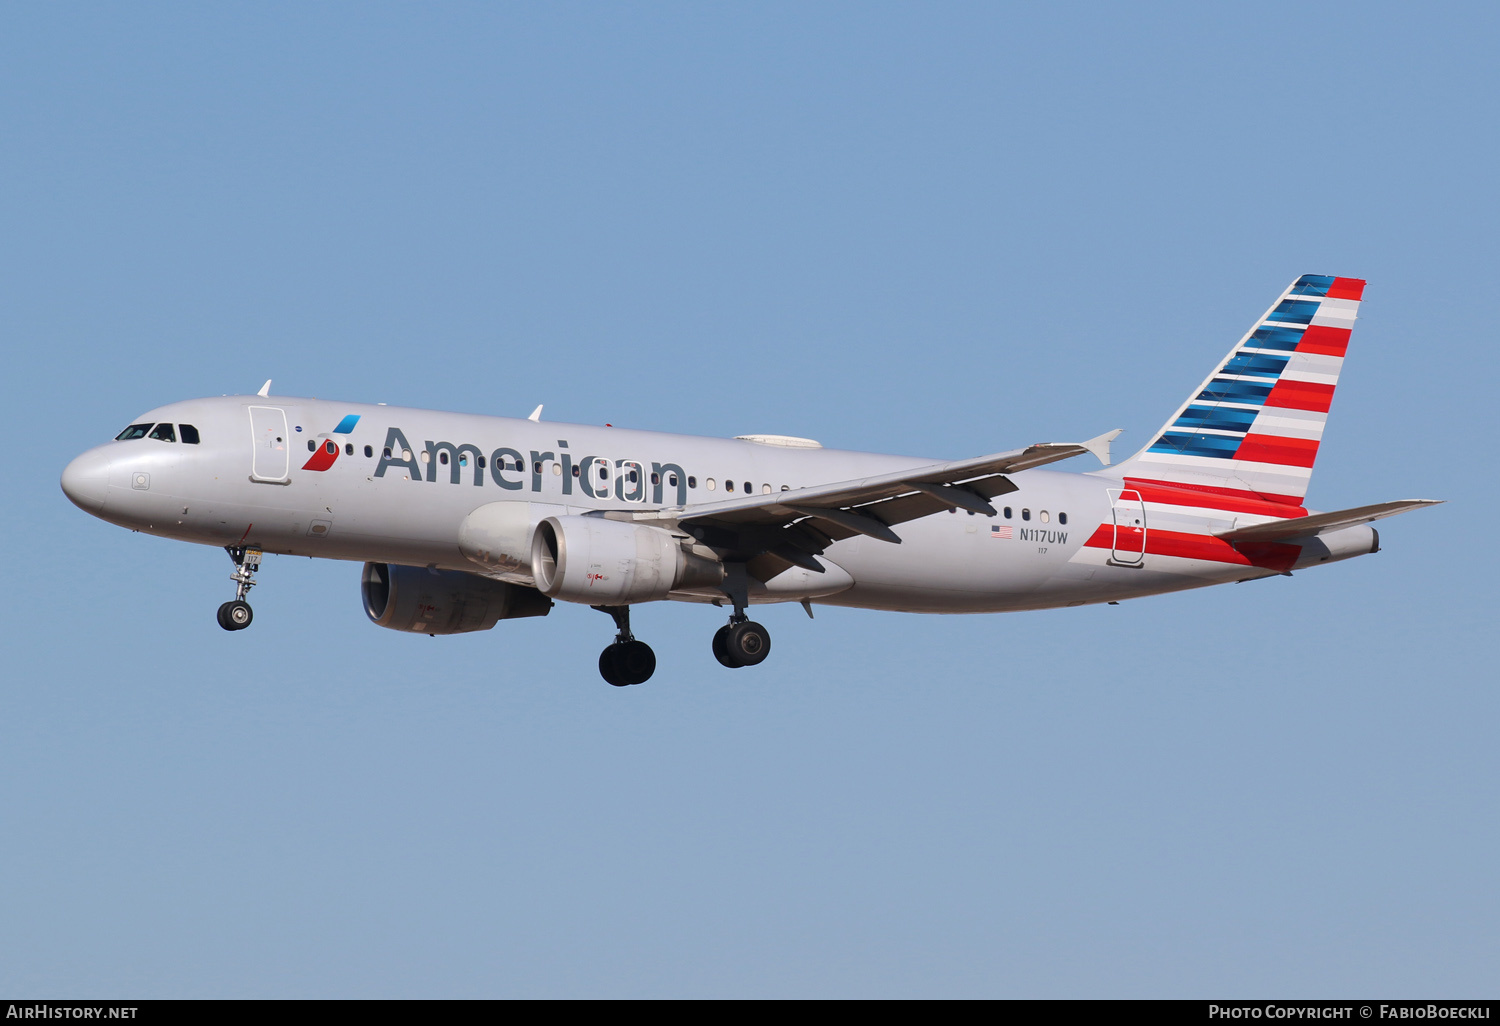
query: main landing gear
711 617 771 668
594 605 656 687
712 567 771 668
217 545 261 632
590 568 774 685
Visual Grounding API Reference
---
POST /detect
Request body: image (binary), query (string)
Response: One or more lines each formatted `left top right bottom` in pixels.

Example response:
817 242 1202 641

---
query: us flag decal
991 525 1013 539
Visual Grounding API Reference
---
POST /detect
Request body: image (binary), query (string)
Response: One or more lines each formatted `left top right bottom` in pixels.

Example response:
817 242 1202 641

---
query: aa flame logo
300 414 361 472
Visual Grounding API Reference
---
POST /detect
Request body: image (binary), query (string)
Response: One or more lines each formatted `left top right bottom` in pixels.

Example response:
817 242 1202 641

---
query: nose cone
61 448 111 513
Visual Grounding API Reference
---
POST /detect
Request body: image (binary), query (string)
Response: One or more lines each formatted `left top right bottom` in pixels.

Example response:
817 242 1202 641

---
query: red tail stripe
1264 378 1335 413
1326 277 1365 301
1296 325 1351 357
1122 478 1307 516
1083 524 1301 572
1234 434 1320 468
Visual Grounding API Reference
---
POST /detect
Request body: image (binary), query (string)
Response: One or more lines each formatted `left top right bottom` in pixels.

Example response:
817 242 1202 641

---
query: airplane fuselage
62 394 1375 616
58 276 1435 686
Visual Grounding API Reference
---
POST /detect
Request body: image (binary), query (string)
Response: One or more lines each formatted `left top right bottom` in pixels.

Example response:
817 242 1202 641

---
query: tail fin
1108 274 1365 506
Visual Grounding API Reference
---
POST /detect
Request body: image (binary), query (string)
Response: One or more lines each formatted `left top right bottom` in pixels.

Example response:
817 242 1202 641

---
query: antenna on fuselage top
257 380 272 397
527 404 543 422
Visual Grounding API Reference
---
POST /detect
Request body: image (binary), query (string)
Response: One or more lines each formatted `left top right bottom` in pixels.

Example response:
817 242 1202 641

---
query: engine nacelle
530 515 723 605
457 500 565 581
362 562 552 634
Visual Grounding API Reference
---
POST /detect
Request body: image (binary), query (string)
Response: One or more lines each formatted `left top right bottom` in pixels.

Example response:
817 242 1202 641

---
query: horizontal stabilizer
1215 499 1443 544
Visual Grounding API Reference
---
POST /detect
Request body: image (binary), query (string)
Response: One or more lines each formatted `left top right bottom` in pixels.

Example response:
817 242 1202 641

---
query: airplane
60 274 1440 686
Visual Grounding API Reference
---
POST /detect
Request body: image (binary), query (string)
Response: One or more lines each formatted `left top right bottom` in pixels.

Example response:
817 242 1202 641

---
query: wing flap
1215 499 1443 543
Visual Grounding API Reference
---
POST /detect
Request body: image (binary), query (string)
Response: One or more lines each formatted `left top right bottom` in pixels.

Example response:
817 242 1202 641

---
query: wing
1214 499 1443 544
650 430 1122 581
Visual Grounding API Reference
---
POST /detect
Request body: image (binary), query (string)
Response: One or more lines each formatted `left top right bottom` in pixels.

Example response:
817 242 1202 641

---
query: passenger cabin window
1004 507 1012 518
688 476 697 489
307 440 317 452
179 425 200 444
148 423 177 443
326 440 338 455
365 445 373 458
116 424 153 440
1059 512 1068 525
1022 508 1031 521
726 480 735 492
345 443 354 456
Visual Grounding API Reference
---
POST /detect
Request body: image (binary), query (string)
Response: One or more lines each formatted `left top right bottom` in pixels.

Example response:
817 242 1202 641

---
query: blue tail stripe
1223 352 1292 378
1172 404 1259 432
1196 378 1274 404
333 415 361 434
1246 325 1305 351
1148 432 1244 458
1290 275 1334 297
1268 299 1318 324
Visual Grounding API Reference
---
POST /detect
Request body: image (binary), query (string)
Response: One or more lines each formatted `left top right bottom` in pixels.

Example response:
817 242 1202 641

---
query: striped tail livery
1111 274 1363 506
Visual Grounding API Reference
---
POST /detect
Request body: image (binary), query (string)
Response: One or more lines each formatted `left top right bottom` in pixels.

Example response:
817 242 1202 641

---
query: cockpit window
116 423 152 440
148 423 177 442
179 424 200 444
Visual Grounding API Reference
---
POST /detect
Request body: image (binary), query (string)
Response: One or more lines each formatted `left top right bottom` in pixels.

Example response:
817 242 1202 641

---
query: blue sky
2 2 1495 997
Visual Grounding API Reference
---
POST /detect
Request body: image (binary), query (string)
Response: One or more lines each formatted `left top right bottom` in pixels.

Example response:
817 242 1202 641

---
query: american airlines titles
372 427 691 506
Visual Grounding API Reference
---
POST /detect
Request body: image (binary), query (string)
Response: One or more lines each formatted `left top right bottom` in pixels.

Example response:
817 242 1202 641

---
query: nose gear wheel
217 546 262 632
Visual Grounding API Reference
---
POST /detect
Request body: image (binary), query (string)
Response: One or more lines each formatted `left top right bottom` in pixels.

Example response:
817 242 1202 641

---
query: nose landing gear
594 605 656 686
217 546 261 632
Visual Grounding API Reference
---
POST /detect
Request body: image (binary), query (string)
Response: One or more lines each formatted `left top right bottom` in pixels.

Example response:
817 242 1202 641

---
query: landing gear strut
217 545 261 632
711 565 771 668
594 605 656 687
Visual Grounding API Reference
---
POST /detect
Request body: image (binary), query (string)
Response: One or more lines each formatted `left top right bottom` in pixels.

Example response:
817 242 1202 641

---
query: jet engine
530 515 723 605
362 562 552 634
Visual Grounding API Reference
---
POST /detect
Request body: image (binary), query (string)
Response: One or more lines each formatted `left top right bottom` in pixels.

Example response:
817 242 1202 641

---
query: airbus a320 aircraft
62 275 1438 686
